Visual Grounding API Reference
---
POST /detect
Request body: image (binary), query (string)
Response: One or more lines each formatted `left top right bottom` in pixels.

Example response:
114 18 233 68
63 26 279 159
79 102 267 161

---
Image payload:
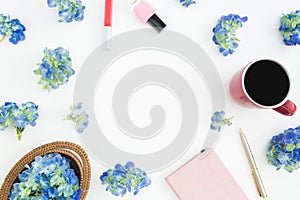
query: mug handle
273 100 297 116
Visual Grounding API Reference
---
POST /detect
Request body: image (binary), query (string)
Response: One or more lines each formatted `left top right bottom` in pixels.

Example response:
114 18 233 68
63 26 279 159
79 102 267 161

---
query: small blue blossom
65 102 89 133
178 0 196 7
9 153 81 199
47 0 57 7
0 14 26 45
279 10 300 46
212 14 248 56
34 47 75 91
0 102 39 140
47 0 85 23
210 111 233 132
100 161 151 196
266 126 300 173
9 29 25 44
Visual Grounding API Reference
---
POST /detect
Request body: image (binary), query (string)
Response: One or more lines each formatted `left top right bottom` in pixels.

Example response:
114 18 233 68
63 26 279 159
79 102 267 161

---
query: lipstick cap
148 14 166 33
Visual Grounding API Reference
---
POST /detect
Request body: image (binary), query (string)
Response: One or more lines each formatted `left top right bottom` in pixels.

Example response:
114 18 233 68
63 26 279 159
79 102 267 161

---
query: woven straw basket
0 141 91 199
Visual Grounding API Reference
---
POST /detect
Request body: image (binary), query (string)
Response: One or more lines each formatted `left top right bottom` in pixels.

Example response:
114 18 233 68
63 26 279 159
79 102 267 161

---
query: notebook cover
166 150 249 200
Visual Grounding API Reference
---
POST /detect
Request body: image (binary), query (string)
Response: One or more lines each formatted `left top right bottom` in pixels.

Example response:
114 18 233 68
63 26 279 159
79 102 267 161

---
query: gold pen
239 129 268 198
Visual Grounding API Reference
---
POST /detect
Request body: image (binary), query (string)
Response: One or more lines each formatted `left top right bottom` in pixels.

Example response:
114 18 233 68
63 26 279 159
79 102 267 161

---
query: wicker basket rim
0 141 91 200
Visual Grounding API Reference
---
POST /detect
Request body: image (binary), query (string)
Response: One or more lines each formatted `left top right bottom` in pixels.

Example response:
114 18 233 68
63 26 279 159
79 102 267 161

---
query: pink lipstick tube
131 0 166 33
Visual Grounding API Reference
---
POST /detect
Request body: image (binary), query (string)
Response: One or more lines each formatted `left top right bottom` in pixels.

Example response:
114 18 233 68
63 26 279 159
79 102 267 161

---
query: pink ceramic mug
230 59 297 116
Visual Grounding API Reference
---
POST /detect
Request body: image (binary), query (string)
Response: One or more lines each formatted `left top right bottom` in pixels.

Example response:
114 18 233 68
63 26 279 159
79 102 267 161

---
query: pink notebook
166 150 249 200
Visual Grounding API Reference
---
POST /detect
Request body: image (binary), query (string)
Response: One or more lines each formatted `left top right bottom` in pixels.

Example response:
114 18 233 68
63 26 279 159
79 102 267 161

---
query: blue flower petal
212 14 247 56
47 0 85 23
100 162 151 196
0 14 26 45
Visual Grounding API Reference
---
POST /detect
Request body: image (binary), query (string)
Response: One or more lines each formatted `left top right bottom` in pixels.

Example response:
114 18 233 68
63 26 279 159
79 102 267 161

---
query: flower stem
15 127 25 141
0 36 5 43
224 116 233 126
227 116 234 120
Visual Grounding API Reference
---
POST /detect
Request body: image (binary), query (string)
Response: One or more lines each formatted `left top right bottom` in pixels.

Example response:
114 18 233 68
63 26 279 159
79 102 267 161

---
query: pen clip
198 148 214 160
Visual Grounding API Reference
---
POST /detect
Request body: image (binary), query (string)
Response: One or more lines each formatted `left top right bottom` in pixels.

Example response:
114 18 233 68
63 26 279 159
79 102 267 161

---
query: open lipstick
131 0 166 33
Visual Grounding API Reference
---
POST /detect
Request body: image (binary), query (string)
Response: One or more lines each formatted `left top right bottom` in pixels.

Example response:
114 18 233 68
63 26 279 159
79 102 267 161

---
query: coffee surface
244 60 290 106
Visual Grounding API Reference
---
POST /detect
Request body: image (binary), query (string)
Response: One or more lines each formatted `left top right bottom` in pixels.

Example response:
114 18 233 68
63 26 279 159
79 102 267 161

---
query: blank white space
94 49 212 154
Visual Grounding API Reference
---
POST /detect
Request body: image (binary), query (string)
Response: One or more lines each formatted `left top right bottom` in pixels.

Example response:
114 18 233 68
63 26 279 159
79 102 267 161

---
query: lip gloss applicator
104 0 113 50
131 0 166 33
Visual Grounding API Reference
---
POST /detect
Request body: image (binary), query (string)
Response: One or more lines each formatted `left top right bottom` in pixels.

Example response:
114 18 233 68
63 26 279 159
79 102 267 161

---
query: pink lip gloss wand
132 0 166 33
104 0 113 50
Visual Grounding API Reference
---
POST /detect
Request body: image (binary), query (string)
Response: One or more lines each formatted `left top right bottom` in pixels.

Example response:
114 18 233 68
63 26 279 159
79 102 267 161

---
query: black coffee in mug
244 60 290 106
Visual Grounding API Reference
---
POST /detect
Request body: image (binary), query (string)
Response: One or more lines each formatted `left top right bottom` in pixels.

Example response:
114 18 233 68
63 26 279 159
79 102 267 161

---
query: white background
1 0 300 199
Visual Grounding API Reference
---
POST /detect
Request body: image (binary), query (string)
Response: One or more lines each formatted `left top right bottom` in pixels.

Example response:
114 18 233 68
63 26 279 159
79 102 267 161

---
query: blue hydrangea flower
279 10 300 46
9 153 81 199
34 47 75 91
178 0 196 7
0 14 26 44
0 102 39 140
47 0 85 23
212 14 248 56
210 111 233 132
0 105 11 131
266 126 300 173
65 102 89 133
100 161 151 196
